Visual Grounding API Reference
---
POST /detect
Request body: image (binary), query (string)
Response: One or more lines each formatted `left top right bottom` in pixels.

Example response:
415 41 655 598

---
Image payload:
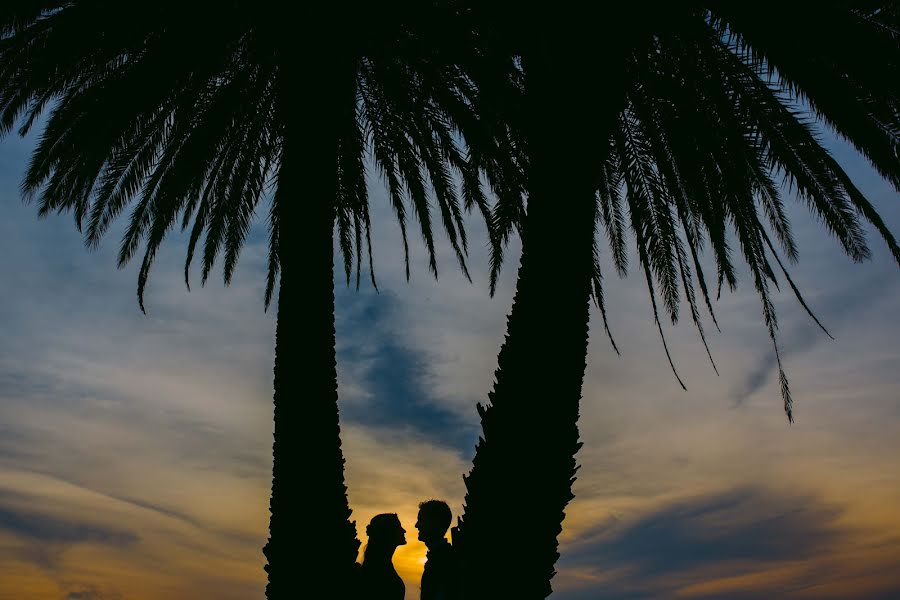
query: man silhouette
415 499 462 600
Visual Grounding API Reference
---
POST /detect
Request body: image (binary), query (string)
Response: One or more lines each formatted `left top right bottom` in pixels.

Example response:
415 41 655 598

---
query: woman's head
365 513 407 549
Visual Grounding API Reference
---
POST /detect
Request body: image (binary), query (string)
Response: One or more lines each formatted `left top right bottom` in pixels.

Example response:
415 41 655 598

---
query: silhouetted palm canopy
590 3 900 418
456 3 900 598
0 2 523 296
3 2 899 599
0 2 521 597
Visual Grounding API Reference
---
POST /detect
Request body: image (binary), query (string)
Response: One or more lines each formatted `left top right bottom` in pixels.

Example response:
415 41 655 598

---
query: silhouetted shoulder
359 562 405 600
422 539 462 600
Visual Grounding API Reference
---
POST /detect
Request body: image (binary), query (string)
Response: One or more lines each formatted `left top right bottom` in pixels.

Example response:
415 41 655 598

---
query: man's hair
418 499 452 533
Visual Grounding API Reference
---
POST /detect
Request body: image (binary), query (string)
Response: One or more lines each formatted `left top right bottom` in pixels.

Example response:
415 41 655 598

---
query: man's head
415 499 452 544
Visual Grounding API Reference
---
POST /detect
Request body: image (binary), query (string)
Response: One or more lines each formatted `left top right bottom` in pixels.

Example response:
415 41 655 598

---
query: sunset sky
1 123 899 599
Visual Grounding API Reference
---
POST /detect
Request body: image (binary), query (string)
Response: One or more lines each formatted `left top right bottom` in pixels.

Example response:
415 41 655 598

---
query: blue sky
1 120 899 599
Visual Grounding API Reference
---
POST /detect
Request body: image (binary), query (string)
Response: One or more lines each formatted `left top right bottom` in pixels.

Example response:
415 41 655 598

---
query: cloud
731 265 900 404
564 487 842 573
336 287 480 452
0 505 138 547
554 486 900 600
64 583 122 600
0 488 139 577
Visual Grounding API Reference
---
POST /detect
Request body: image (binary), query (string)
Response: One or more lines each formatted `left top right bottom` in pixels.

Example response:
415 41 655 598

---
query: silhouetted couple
356 499 462 600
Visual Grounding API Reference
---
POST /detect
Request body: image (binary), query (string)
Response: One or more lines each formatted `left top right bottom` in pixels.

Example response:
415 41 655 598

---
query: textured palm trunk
263 52 360 598
457 18 639 599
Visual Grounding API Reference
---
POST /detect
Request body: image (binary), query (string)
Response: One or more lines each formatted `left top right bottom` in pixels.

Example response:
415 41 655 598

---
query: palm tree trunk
263 54 360 598
456 20 640 599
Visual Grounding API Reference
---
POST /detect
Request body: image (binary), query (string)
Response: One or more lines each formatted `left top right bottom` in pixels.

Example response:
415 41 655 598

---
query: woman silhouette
357 513 407 600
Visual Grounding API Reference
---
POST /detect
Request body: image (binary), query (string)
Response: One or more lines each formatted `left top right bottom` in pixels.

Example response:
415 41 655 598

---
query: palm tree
0 2 521 597
455 4 900 598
